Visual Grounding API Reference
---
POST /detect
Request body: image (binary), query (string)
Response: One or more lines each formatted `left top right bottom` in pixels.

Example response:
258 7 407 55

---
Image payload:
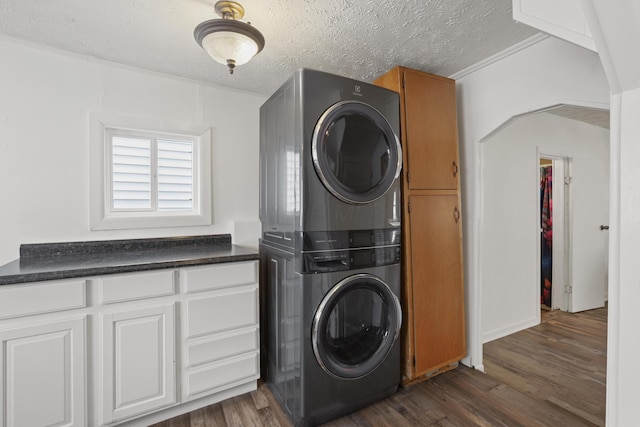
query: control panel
300 228 400 252
301 246 400 274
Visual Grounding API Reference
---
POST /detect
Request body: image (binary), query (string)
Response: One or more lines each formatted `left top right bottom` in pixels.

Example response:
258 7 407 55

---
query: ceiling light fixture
194 1 265 75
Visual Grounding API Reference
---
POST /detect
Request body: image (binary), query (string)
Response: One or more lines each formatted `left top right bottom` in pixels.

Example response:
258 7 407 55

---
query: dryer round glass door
312 101 402 204
311 273 402 379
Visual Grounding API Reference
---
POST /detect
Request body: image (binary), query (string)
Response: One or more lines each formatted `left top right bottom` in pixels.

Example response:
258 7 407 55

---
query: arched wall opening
452 36 611 372
478 104 610 344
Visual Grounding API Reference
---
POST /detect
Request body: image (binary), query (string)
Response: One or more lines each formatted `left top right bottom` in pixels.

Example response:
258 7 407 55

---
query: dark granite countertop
0 234 259 286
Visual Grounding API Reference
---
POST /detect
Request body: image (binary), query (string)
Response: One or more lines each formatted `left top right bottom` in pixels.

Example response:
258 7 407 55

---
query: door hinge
402 74 406 89
565 284 573 295
565 176 572 185
408 200 411 214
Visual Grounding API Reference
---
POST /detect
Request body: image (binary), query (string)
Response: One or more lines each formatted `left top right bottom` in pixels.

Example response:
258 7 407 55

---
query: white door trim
538 151 572 314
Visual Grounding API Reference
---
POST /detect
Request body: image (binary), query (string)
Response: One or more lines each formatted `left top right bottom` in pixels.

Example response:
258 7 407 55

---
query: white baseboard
482 317 539 344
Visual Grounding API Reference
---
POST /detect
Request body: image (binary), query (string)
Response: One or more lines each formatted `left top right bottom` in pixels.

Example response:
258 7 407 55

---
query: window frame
90 113 212 231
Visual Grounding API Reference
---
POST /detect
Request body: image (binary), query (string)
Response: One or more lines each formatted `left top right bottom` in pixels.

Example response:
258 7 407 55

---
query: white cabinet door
101 303 176 424
0 316 86 427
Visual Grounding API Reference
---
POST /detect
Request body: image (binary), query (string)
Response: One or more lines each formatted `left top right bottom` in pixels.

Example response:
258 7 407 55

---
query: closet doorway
539 155 569 312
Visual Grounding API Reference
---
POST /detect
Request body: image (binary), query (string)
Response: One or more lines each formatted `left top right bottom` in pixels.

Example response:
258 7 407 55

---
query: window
90 113 212 230
109 129 194 212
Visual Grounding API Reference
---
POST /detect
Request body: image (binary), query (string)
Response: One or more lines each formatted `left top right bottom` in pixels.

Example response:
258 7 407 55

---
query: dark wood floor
153 307 607 426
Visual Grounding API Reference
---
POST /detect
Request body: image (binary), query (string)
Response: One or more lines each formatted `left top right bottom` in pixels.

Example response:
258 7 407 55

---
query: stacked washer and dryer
259 69 403 426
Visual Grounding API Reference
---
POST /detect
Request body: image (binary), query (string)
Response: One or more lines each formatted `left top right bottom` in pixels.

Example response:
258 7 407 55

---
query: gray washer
260 241 402 427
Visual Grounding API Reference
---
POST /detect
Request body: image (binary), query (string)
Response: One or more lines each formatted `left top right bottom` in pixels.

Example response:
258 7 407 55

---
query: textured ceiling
0 0 539 96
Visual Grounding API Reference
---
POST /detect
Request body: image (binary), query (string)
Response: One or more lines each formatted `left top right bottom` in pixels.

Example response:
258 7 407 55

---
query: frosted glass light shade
194 18 265 73
201 31 259 66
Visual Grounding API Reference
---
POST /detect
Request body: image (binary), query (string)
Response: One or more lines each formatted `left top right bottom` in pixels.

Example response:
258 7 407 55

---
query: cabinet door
0 317 86 427
404 70 460 190
409 195 465 375
101 303 176 424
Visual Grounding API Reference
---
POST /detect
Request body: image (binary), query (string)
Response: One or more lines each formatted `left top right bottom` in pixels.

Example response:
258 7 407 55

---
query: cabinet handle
452 161 458 178
454 206 460 223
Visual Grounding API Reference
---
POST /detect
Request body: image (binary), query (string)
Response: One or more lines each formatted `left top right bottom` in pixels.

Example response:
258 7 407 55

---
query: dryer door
311 273 402 379
312 101 402 204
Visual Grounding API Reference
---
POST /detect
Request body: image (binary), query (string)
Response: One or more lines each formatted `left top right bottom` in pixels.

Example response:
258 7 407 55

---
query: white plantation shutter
158 139 193 211
112 136 152 209
108 130 194 213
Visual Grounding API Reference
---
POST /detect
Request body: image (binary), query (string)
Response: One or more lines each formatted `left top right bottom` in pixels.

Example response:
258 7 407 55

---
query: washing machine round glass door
311 273 402 379
312 100 402 204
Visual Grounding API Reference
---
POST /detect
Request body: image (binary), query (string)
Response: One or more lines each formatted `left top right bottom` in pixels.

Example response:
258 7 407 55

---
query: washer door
312 101 402 204
311 273 402 379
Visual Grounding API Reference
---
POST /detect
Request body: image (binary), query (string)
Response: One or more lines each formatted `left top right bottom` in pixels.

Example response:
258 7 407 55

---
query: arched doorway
478 105 609 342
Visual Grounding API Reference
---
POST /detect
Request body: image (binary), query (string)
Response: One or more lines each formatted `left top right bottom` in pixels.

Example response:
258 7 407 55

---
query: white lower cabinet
100 303 176 424
0 260 259 427
180 262 260 403
0 316 86 427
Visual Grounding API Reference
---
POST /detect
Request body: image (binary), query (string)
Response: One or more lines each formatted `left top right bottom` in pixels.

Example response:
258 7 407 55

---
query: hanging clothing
540 166 553 307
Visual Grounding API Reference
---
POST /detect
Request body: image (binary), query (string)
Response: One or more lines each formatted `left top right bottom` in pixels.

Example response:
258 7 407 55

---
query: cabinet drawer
186 287 257 338
187 328 258 367
185 353 258 399
182 261 258 293
0 280 86 320
99 270 175 304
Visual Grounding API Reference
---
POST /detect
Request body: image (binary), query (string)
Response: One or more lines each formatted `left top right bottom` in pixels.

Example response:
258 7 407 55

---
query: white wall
0 38 268 265
607 87 640 426
576 2 640 423
480 112 609 342
512 0 596 51
454 35 610 368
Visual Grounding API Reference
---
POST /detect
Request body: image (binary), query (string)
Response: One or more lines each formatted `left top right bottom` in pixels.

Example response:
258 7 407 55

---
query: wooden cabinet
402 70 460 190
376 67 461 191
375 66 466 384
409 195 465 375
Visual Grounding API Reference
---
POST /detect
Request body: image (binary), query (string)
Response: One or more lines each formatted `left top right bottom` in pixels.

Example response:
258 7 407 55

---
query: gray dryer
259 68 402 249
